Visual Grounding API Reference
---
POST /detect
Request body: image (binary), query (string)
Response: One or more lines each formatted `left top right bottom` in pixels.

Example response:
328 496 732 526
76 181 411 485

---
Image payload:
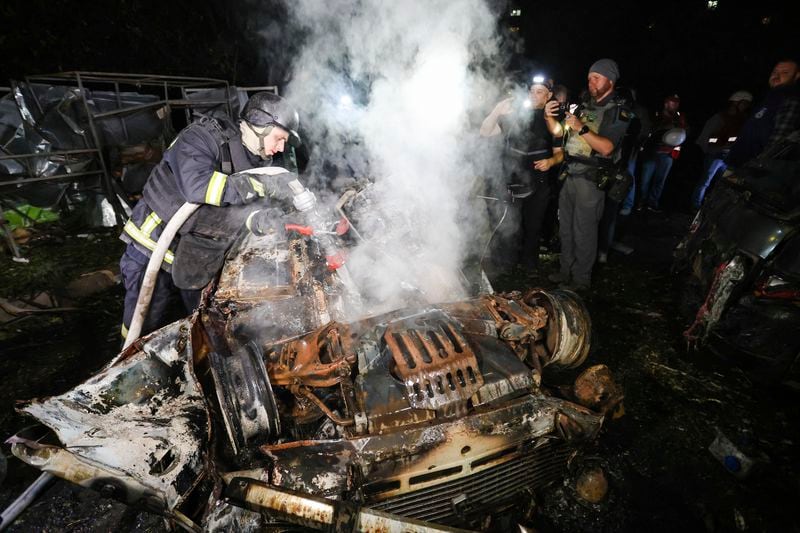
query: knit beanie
589 59 620 83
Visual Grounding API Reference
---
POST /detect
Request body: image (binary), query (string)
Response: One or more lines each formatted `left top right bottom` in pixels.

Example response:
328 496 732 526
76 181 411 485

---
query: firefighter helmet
241 92 299 133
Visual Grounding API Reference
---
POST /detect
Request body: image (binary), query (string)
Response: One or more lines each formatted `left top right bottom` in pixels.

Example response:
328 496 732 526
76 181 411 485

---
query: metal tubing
225 477 472 532
74 73 125 226
0 472 55 531
0 170 104 188
0 149 100 161
91 99 232 120
29 71 229 86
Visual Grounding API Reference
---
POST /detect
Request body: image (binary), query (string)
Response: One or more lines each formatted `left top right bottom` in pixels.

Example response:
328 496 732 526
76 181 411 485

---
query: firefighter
119 92 302 340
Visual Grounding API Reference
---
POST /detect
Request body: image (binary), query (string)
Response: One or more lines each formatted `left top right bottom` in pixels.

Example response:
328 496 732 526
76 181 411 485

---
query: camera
548 98 566 121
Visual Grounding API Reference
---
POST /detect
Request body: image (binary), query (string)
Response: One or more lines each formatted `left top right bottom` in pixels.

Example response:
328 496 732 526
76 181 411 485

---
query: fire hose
1 171 321 529
477 195 510 270
123 173 313 350
123 201 201 351
286 180 363 311
0 472 54 531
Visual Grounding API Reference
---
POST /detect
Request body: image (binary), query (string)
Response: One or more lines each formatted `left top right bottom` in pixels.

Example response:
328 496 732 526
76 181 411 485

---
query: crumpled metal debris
8 187 620 531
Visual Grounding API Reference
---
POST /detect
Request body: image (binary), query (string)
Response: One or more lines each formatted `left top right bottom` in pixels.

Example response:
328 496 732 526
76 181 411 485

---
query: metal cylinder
525 289 591 368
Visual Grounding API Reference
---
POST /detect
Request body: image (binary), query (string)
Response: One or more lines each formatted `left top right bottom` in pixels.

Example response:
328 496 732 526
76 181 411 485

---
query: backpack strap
195 115 235 174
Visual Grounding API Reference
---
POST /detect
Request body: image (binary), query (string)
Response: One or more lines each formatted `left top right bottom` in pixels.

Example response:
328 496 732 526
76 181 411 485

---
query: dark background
504 0 798 122
1 0 797 137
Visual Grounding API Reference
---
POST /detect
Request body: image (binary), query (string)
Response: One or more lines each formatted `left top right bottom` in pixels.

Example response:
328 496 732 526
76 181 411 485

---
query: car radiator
368 440 571 525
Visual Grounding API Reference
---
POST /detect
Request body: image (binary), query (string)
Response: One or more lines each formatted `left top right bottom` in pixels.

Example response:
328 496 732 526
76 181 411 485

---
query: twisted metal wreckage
675 134 800 382
5 178 623 531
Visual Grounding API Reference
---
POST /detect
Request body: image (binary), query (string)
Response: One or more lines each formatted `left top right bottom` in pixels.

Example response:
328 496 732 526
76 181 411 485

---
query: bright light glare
532 75 545 85
338 94 354 107
402 44 466 134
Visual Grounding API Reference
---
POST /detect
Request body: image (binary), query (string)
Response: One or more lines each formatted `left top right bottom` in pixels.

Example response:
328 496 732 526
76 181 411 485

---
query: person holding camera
479 75 564 273
550 58 632 290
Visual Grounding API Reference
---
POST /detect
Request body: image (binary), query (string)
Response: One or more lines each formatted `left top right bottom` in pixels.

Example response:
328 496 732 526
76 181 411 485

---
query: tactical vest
501 108 554 184
565 96 629 175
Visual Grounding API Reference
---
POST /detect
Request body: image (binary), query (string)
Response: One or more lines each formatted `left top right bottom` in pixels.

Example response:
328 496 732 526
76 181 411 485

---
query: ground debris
2 208 799 532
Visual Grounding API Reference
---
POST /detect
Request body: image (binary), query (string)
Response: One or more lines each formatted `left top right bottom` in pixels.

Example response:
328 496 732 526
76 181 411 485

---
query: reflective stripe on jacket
120 116 268 270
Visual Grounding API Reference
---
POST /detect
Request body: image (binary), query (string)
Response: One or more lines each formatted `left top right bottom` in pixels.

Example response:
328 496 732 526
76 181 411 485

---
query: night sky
1 0 797 129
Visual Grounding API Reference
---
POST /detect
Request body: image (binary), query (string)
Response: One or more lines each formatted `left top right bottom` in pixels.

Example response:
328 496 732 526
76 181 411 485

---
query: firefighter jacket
564 91 632 177
120 115 278 274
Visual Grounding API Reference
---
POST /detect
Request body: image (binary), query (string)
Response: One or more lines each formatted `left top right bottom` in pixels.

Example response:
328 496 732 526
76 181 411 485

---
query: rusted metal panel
8 194 612 531
384 318 484 412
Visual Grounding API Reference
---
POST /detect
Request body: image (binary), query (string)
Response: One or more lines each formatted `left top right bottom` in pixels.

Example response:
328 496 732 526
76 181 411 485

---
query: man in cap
691 90 753 208
119 92 303 339
480 75 564 273
550 58 632 290
727 58 800 167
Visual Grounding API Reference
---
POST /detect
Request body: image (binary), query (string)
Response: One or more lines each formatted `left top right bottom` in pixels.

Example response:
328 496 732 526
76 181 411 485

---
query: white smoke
283 0 509 315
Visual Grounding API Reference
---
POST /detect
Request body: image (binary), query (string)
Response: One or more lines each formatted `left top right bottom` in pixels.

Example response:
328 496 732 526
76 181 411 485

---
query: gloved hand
292 188 316 212
245 207 286 236
259 169 299 202
229 168 299 205
227 171 268 204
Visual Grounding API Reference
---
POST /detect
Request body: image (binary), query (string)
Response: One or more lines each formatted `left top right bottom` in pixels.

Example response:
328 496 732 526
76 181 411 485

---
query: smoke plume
282 0 510 315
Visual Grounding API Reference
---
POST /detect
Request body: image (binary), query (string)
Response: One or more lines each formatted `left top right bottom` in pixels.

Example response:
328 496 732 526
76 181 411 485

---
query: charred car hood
10 231 616 531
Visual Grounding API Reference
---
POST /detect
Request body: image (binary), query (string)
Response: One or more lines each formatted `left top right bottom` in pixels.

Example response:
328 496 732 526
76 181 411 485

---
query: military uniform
559 93 630 286
119 116 278 339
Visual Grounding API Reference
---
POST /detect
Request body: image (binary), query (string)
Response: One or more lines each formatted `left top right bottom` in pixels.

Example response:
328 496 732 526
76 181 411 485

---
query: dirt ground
0 203 798 532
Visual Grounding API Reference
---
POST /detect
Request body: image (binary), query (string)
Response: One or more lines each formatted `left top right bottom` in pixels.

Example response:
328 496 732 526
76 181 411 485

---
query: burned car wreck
676 133 800 383
7 182 620 531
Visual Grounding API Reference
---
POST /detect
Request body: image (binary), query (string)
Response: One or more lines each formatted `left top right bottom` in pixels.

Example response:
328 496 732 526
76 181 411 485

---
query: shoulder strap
194 115 234 174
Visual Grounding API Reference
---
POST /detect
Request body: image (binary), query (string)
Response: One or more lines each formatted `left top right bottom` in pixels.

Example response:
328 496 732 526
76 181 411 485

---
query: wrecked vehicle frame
675 133 800 383
6 184 619 531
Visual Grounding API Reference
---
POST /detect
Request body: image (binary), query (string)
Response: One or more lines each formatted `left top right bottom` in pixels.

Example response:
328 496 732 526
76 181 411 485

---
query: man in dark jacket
637 94 687 212
727 58 800 168
480 75 564 273
119 92 303 339
691 90 752 208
